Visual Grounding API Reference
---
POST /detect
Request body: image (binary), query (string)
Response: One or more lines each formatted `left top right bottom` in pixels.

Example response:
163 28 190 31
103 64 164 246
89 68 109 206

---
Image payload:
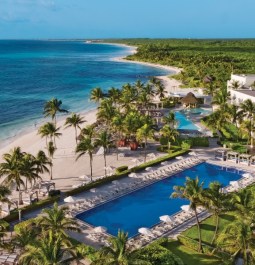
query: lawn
182 212 236 245
166 241 222 265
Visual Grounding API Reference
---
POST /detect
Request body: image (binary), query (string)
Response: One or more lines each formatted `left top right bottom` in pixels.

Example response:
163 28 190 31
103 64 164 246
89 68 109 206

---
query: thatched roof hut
181 92 198 107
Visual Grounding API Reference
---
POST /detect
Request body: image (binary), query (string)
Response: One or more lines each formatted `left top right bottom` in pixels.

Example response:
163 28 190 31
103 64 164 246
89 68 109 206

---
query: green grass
165 241 222 265
182 212 236 245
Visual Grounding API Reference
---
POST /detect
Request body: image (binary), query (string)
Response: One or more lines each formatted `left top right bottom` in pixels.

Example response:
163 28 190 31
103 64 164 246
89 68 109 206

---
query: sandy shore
0 43 183 198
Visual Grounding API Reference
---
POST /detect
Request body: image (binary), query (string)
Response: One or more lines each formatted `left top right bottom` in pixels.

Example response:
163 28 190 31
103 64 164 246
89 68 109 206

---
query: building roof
181 92 198 104
235 90 255 97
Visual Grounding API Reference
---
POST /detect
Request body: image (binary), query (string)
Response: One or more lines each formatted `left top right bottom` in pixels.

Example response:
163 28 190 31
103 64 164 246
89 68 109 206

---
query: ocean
0 40 171 146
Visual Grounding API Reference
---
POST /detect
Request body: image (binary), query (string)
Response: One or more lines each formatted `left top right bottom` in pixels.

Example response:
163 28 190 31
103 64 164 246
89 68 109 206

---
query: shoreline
0 42 182 150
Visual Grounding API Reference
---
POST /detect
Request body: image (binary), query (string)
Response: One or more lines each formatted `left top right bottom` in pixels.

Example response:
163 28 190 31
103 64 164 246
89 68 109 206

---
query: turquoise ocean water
0 40 171 146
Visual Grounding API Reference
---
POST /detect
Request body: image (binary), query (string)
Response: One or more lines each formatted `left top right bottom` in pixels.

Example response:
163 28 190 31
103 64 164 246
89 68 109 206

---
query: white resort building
227 74 255 105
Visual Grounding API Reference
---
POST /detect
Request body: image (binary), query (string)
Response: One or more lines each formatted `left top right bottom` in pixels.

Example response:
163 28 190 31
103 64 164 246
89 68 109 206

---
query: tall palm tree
171 177 204 252
91 230 150 265
90 87 104 105
65 113 86 144
21 153 41 190
136 124 154 162
111 113 124 160
160 125 179 150
43 98 68 125
212 88 230 111
47 141 56 180
203 181 229 244
240 99 255 147
80 124 95 138
76 135 96 181
38 122 62 148
154 80 166 101
12 226 37 251
36 202 80 238
97 99 116 126
95 130 113 176
0 147 25 205
35 150 51 176
108 87 121 105
19 231 76 265
217 219 255 265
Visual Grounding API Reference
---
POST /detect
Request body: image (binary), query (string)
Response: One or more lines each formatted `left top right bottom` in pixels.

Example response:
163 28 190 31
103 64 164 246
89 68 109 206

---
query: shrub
181 141 191 150
160 136 168 145
0 220 10 231
116 165 128 173
137 239 184 265
14 218 37 233
178 235 231 261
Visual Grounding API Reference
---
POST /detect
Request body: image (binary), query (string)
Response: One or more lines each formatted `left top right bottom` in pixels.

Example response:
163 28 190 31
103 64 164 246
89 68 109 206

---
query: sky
0 0 255 39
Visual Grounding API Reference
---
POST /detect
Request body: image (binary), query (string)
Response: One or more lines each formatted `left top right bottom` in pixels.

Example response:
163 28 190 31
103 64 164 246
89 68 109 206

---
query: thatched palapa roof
181 92 198 104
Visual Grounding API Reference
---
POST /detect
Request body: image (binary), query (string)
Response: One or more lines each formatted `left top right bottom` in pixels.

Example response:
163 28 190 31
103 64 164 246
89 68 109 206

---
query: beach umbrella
181 205 192 212
90 188 97 193
131 158 143 166
145 167 154 172
243 173 252 178
94 226 107 233
79 175 90 180
129 173 138 178
188 152 196 156
64 196 76 203
176 156 184 160
161 161 169 166
229 181 240 188
138 227 153 236
159 215 174 223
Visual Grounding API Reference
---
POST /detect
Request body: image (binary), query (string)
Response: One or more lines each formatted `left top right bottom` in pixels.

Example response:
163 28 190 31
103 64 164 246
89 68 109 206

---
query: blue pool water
175 111 199 130
76 163 244 237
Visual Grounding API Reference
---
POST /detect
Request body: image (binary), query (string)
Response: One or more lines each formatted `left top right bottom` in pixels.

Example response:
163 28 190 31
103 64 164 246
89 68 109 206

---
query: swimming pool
76 163 244 237
175 111 199 130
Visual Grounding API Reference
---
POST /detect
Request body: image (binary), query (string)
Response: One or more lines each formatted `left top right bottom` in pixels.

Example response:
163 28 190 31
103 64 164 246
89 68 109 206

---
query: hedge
14 218 36 233
3 195 60 222
116 165 128 173
65 149 189 196
178 235 231 261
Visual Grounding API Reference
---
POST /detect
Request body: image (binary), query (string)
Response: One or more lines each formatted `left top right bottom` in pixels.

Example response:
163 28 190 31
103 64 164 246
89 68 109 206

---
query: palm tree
136 124 154 162
230 189 255 217
240 99 255 147
108 87 121 105
47 141 56 180
154 80 166 100
163 111 176 128
97 99 116 126
230 80 241 90
217 219 255 265
21 153 41 190
19 231 76 265
212 88 230 111
43 98 68 125
171 177 204 252
90 87 104 105
95 130 113 176
80 124 96 138
35 150 51 176
0 185 11 216
91 230 150 265
111 113 124 160
12 226 37 251
0 147 25 205
203 182 229 244
160 125 179 150
76 135 96 181
36 202 80 238
65 113 86 143
38 122 62 147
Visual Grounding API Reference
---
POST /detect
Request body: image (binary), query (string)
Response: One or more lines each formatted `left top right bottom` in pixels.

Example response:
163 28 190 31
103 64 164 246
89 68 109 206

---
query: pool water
181 108 212 115
76 163 244 237
175 111 199 130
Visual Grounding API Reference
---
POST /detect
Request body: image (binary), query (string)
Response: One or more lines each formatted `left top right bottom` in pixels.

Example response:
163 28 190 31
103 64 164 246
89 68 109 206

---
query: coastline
0 42 184 195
